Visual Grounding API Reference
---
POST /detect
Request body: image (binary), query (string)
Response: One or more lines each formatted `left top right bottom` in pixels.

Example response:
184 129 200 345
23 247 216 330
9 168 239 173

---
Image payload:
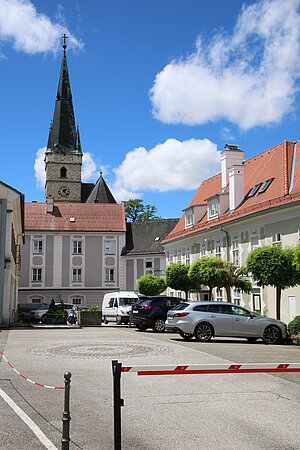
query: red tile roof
164 140 300 243
25 201 126 232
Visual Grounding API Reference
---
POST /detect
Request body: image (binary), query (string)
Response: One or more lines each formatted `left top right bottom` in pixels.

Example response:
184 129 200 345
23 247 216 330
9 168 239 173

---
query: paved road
0 325 299 450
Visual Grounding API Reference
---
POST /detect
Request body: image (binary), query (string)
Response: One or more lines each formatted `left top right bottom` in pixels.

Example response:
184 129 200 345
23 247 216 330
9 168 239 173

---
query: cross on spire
62 33 68 50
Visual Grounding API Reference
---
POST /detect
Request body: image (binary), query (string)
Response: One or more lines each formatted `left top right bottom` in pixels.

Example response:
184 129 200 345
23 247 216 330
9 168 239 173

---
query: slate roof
86 173 116 204
46 46 81 155
122 219 179 256
25 202 126 232
81 183 95 203
164 140 300 244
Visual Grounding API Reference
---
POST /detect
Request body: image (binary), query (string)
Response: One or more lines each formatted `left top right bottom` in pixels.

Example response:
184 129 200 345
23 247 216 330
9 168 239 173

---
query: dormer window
208 200 219 219
185 209 194 228
60 167 67 178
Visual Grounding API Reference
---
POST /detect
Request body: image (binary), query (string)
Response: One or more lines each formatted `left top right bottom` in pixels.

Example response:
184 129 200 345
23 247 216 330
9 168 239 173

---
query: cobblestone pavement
28 341 173 360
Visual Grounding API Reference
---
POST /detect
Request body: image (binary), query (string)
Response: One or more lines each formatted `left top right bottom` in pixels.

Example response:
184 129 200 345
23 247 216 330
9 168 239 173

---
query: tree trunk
225 286 232 302
209 287 213 300
185 291 189 300
276 286 281 320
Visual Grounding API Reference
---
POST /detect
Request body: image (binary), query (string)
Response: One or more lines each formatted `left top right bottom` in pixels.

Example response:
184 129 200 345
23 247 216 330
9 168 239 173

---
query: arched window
60 167 67 178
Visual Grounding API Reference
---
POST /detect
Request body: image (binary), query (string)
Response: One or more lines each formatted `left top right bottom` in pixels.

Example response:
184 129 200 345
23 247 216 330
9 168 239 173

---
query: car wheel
41 314 47 324
103 316 108 324
262 325 282 344
194 323 213 342
152 318 165 333
247 337 258 343
116 315 122 325
179 331 193 341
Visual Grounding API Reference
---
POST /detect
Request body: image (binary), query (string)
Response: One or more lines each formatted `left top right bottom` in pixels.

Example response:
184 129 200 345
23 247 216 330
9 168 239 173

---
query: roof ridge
244 140 296 165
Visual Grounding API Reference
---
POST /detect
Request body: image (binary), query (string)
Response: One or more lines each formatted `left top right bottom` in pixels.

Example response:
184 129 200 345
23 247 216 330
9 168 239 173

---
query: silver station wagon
165 301 287 344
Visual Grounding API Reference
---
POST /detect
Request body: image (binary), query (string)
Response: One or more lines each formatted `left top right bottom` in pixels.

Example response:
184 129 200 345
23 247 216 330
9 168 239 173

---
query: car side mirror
250 313 255 319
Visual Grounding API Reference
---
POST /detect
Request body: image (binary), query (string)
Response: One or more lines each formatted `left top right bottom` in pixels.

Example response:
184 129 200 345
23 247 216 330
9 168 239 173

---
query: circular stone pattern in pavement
28 342 173 360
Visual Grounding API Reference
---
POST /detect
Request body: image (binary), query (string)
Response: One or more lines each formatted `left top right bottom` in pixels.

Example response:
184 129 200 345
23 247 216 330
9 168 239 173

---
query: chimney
229 164 244 211
46 196 54 214
221 144 244 190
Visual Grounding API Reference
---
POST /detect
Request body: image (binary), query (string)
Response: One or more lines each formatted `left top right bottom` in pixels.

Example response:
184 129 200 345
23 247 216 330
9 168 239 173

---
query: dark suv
130 296 182 332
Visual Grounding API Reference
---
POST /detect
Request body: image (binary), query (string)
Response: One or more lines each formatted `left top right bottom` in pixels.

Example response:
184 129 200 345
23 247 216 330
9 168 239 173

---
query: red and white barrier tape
122 363 300 376
0 351 64 390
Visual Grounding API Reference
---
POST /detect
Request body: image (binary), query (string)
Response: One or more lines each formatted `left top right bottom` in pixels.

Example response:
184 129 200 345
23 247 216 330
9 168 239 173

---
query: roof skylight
259 178 274 194
248 183 262 198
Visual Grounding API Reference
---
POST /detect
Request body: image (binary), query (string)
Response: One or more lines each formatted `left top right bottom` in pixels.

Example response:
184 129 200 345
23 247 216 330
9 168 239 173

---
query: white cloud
112 138 220 201
81 151 99 182
34 147 46 189
221 127 235 143
0 0 83 55
150 0 300 130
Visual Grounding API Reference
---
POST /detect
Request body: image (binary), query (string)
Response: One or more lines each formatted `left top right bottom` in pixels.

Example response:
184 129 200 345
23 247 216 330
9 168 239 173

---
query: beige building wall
164 204 300 325
0 182 24 325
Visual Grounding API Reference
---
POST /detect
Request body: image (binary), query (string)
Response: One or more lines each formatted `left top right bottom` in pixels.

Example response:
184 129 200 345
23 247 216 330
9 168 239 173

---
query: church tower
45 35 82 202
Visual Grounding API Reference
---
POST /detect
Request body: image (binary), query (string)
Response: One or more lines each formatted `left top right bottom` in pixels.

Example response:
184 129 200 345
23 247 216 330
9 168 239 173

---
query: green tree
245 245 300 320
294 243 300 271
124 199 160 222
165 262 194 299
219 261 252 302
188 257 224 300
137 274 166 296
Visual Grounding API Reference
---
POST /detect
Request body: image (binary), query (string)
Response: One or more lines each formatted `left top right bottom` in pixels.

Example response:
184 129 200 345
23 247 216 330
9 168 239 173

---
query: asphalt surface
0 325 299 450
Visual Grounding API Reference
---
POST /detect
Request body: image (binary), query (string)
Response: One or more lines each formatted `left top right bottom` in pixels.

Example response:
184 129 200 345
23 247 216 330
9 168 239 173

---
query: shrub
288 315 300 336
88 305 100 312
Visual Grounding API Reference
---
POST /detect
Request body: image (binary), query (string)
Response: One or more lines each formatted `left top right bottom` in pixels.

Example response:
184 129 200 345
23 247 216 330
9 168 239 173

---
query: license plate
133 310 138 314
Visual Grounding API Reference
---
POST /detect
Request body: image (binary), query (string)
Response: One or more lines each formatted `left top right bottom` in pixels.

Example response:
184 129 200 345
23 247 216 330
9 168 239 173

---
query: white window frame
105 268 115 282
185 210 194 228
72 268 82 282
72 298 82 305
185 248 190 266
33 240 43 254
216 288 223 301
208 200 219 220
233 289 241 305
215 245 221 258
73 240 82 255
232 241 239 267
105 240 116 255
32 268 42 282
272 233 282 246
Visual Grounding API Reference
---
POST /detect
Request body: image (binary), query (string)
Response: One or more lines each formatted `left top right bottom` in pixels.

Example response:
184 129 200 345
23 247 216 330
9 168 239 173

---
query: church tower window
60 167 67 178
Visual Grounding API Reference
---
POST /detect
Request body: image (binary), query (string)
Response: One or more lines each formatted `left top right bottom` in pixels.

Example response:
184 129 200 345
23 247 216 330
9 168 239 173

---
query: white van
102 291 139 325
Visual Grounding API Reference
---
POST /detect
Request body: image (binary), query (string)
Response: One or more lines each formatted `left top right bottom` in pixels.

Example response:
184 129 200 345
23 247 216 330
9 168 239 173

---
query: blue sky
1 0 300 218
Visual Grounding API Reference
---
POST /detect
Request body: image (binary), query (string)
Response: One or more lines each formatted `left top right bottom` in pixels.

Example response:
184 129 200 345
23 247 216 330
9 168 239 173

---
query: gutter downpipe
220 225 230 261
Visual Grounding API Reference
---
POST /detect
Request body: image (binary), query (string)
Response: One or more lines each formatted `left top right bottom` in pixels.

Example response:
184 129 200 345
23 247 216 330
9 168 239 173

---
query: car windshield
172 303 189 310
119 298 137 306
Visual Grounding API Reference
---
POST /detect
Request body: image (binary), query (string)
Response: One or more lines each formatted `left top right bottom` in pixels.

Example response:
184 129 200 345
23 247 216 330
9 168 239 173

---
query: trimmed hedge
288 315 300 336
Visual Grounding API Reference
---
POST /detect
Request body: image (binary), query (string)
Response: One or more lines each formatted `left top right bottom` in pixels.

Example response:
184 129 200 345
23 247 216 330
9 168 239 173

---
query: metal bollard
112 360 124 450
62 372 71 450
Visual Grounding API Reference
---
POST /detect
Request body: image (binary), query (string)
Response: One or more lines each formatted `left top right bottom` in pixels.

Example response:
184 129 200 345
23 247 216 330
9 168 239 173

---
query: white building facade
163 142 300 325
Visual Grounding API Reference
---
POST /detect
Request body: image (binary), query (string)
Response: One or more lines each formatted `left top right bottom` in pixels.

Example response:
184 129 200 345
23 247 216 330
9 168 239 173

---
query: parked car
165 301 287 344
17 303 48 322
102 291 139 324
130 296 183 332
30 302 75 323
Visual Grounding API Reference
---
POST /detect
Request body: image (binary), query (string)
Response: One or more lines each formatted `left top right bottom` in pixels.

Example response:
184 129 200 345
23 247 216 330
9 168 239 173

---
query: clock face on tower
58 185 70 198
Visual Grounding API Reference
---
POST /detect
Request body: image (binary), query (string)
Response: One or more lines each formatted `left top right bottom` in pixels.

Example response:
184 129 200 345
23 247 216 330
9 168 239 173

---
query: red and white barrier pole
121 363 300 376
